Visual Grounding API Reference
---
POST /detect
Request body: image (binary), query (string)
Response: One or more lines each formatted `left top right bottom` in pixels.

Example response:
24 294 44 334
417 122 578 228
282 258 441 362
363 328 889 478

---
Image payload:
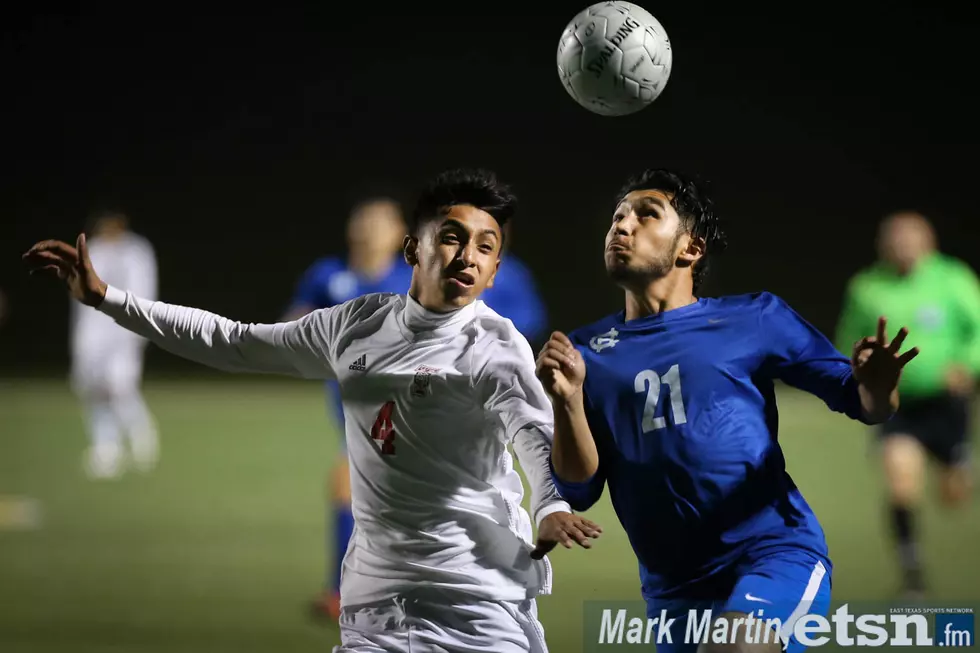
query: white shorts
334 594 548 653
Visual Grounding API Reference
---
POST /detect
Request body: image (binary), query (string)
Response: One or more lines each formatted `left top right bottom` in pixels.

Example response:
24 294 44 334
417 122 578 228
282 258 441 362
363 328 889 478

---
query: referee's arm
953 262 980 376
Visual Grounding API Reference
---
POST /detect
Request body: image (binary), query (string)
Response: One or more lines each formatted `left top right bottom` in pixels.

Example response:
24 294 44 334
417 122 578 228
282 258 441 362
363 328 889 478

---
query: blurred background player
70 210 159 479
837 211 980 598
480 223 548 348
283 198 413 619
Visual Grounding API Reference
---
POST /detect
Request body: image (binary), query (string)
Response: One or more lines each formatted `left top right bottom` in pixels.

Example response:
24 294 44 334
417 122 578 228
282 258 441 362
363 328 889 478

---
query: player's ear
403 235 419 266
485 256 501 289
677 234 705 266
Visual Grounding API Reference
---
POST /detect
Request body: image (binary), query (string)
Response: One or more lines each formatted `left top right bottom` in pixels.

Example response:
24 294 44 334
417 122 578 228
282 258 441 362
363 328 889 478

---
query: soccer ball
556 2 672 117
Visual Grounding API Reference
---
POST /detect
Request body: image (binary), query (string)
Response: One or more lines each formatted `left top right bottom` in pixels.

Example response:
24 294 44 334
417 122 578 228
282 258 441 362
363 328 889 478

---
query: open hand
852 316 919 420
530 511 602 560
536 331 585 402
22 234 107 307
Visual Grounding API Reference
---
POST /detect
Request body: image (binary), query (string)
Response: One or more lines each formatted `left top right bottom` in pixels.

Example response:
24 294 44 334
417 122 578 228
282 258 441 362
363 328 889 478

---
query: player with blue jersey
535 170 920 653
284 197 413 620
481 224 549 347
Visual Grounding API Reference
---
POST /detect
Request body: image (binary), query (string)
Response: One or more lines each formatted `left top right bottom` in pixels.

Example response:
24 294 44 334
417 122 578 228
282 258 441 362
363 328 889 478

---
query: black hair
410 168 517 236
616 169 727 292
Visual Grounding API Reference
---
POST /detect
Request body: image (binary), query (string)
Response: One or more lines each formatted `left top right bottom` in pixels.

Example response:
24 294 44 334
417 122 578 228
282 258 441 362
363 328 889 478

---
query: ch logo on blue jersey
589 328 620 353
936 613 973 647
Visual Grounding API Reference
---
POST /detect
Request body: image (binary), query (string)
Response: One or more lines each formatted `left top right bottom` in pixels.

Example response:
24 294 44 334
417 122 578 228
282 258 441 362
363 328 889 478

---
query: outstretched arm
765 294 918 424
100 287 335 378
953 262 980 378
24 235 338 379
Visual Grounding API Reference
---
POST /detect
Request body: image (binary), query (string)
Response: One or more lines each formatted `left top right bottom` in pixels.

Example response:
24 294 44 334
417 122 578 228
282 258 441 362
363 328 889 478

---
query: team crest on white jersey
589 328 619 353
411 365 440 397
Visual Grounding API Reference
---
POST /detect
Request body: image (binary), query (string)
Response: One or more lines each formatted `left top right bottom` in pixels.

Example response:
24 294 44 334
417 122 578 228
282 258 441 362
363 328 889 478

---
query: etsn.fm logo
592 604 975 648
935 613 973 647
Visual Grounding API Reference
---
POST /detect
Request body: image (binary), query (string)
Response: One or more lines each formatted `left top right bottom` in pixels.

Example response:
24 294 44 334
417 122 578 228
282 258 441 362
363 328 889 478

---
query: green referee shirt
836 252 980 398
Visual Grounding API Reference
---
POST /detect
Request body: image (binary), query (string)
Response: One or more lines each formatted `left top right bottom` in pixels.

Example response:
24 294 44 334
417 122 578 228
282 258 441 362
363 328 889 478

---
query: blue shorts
645 549 832 653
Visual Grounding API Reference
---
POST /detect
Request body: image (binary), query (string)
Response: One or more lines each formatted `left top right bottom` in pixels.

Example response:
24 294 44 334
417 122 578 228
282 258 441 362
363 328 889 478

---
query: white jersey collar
398 293 477 339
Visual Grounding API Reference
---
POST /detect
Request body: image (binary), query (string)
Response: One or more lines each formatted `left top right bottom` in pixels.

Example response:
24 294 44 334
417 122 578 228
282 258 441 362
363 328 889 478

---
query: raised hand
530 511 602 560
22 234 107 306
536 331 585 402
852 316 919 421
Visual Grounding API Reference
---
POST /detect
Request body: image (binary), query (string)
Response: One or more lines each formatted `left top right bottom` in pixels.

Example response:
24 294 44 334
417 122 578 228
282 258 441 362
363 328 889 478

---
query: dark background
2 3 977 374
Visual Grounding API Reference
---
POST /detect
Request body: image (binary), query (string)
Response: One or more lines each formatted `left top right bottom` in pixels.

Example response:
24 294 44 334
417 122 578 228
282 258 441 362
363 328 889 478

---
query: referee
837 211 980 598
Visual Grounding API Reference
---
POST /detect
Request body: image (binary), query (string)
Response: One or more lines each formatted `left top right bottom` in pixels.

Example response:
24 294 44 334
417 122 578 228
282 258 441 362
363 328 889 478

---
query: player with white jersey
69 210 159 478
24 169 602 652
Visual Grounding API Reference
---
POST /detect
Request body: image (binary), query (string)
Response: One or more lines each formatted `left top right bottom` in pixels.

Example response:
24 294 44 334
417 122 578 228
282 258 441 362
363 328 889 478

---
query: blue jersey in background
290 256 414 314
481 254 549 346
288 257 414 425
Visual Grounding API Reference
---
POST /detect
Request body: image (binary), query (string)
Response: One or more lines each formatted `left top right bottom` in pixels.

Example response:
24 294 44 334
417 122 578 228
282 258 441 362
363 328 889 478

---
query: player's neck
623 276 696 321
407 278 467 315
888 257 925 277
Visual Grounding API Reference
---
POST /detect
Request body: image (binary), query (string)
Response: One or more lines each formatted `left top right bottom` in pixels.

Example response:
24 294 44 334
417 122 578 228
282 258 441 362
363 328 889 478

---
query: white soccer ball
556 2 673 117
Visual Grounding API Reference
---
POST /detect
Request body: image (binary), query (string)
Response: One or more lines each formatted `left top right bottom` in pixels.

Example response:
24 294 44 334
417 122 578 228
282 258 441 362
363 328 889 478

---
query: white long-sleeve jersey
96 286 571 605
71 233 157 359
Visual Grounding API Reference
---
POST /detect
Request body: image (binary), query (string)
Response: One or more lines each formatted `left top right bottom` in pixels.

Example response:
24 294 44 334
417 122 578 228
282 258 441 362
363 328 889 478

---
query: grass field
1 377 978 652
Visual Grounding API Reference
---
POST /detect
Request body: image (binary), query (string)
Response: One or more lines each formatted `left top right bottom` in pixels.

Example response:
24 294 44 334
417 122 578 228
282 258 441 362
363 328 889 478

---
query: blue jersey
555 292 870 600
289 256 413 423
481 254 548 345
289 256 414 312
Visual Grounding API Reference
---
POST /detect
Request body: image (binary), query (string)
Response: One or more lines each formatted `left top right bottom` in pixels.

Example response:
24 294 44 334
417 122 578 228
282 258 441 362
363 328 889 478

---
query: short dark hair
616 169 727 292
410 168 517 236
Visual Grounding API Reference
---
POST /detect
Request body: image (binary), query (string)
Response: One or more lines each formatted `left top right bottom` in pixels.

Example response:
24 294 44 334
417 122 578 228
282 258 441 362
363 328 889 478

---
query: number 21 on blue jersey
633 364 687 432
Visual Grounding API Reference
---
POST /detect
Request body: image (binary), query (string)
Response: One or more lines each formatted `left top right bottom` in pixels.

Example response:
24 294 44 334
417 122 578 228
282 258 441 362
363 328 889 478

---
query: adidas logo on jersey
349 354 367 372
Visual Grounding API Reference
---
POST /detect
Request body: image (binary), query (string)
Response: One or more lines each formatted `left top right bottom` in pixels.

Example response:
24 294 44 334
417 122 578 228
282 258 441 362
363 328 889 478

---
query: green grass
1 378 978 652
